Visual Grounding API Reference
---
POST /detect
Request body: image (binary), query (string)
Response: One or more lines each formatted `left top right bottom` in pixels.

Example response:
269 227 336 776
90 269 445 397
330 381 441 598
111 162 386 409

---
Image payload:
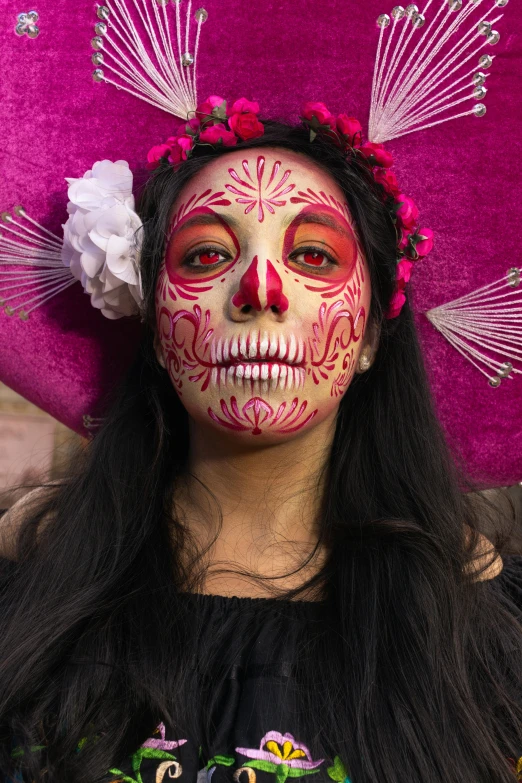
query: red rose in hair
414 228 434 257
396 194 419 231
228 98 260 116
373 167 400 196
336 114 362 146
146 143 172 170
166 134 194 165
360 141 394 168
229 111 264 140
199 123 237 147
195 95 226 126
301 101 336 130
386 286 407 319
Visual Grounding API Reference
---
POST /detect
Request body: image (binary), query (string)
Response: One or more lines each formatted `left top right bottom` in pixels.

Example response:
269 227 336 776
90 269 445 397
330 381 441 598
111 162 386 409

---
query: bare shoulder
463 526 504 582
0 483 59 561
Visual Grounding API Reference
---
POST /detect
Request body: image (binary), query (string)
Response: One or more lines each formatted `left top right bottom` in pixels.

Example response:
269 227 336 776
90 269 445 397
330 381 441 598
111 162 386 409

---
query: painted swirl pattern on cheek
306 256 367 393
225 156 295 223
207 396 318 435
158 304 215 395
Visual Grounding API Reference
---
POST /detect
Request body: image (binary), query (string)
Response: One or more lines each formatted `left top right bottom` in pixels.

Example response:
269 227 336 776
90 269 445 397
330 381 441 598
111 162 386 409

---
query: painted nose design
232 257 289 313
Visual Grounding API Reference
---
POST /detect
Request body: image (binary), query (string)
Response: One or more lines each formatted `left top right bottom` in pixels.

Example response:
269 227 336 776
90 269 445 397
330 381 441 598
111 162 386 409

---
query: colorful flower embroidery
109 723 186 783
236 731 323 783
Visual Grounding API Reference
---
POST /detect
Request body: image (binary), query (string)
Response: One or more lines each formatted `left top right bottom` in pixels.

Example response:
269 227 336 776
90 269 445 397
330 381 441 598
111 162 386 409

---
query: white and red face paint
155 149 371 440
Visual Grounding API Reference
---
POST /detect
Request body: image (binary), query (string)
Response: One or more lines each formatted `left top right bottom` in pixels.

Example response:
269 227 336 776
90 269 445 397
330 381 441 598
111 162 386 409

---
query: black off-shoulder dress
6 556 522 783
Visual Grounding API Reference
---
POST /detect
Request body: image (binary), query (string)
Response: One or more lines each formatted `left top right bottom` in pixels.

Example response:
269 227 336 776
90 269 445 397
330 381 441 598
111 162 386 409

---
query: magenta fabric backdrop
0 0 520 486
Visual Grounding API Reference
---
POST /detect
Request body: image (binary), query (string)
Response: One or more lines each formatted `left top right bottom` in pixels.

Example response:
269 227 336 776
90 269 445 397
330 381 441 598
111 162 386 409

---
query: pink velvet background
0 0 520 486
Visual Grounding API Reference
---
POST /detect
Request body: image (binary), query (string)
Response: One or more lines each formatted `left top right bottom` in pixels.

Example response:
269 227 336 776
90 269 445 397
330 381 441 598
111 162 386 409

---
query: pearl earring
358 351 373 373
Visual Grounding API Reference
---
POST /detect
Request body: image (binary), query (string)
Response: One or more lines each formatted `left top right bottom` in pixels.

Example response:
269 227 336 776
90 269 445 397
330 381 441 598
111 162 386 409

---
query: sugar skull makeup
155 149 372 440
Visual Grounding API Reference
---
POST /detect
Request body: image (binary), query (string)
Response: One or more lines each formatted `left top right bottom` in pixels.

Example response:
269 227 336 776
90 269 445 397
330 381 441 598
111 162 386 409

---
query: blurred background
0 382 85 511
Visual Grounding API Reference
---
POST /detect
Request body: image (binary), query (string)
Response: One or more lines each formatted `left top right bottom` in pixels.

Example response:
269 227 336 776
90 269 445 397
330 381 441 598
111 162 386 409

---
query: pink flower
228 111 264 140
395 193 419 231
236 731 324 771
373 167 400 196
360 141 394 168
396 258 414 286
301 101 336 130
146 143 172 170
414 228 434 257
336 114 362 145
195 95 226 125
142 723 187 752
166 134 194 165
199 123 238 147
386 286 407 319
228 97 260 116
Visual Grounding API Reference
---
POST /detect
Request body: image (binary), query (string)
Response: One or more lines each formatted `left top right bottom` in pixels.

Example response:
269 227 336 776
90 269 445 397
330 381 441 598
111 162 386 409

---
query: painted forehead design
168 153 354 240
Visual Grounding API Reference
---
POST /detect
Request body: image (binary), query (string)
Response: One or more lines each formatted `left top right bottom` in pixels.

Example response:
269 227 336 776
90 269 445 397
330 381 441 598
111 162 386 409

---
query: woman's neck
172 411 337 597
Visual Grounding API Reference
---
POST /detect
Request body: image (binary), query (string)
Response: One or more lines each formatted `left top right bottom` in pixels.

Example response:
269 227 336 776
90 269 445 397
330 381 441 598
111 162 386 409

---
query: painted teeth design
210 334 306 365
212 362 306 391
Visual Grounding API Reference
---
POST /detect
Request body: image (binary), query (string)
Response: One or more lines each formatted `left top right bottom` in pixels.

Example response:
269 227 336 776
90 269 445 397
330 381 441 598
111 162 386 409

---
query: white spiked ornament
90 0 208 119
426 267 522 387
0 208 75 321
369 0 506 143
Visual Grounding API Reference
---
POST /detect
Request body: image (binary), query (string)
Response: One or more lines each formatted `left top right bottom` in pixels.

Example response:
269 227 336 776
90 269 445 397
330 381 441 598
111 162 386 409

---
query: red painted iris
303 251 326 267
199 251 220 265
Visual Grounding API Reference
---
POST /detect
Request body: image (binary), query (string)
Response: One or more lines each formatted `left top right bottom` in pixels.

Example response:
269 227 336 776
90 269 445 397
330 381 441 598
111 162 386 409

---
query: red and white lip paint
155 148 371 438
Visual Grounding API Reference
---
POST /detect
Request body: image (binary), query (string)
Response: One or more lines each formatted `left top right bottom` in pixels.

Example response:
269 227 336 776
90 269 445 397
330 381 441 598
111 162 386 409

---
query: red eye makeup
282 205 357 280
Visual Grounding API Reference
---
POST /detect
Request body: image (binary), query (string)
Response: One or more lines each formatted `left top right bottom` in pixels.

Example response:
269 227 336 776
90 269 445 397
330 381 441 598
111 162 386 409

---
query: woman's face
155 147 372 441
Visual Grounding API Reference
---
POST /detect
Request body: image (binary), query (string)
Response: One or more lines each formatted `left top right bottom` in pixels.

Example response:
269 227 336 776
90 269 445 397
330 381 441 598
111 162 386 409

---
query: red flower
228 111 264 141
166 134 194 164
301 101 336 130
386 286 407 319
336 114 362 146
228 98 260 116
396 259 414 286
395 194 419 231
373 167 400 196
360 141 394 168
199 123 237 147
413 228 434 257
146 143 173 170
195 95 226 126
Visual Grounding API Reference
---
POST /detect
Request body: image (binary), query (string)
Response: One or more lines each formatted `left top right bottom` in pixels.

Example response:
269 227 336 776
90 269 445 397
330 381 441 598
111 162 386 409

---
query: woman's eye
186 249 229 268
291 249 335 270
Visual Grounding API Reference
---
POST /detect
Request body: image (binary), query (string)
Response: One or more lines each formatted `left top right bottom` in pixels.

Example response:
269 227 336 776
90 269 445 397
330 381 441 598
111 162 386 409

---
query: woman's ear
153 332 166 369
355 318 380 374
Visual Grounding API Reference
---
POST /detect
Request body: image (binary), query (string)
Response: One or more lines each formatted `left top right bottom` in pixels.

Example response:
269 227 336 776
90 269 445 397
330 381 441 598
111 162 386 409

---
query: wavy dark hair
1 122 522 783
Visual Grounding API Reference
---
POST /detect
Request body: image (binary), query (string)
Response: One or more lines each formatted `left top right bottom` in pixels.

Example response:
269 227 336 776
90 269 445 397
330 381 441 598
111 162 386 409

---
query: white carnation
61 160 143 319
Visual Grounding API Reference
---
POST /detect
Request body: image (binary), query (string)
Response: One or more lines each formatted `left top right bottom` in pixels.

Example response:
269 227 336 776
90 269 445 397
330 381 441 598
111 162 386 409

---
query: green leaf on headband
212 101 228 121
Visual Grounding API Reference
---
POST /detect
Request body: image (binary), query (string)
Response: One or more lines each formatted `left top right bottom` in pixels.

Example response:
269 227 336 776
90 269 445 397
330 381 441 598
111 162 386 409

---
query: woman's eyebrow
171 212 240 235
283 210 352 237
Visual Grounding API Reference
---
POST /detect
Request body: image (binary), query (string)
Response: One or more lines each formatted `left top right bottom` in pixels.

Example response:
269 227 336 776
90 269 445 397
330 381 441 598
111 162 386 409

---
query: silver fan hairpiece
426 267 522 387
369 0 507 143
91 0 208 119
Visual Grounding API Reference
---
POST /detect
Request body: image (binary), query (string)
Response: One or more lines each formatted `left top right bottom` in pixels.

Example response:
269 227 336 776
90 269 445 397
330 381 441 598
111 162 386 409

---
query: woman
1 122 521 783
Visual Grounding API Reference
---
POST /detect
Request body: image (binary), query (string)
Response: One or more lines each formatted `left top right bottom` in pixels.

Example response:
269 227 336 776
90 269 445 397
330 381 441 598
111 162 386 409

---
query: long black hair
1 122 521 783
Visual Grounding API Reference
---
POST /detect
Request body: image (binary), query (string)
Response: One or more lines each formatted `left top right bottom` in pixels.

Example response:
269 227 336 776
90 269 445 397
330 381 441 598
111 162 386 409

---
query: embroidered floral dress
104 556 522 783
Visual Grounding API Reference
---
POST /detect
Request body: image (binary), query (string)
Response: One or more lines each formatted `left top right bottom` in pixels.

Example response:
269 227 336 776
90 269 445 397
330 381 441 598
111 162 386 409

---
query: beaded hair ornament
0 0 519 386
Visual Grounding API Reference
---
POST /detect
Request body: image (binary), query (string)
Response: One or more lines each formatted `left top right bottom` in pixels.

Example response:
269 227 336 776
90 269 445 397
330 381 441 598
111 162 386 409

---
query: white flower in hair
61 160 143 319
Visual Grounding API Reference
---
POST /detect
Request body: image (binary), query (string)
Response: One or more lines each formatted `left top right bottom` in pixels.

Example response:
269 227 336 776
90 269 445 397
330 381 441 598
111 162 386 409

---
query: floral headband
145 96 433 319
